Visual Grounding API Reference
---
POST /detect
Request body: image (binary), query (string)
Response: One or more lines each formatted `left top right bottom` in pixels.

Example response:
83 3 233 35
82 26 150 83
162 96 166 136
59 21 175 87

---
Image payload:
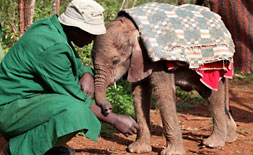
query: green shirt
0 14 93 105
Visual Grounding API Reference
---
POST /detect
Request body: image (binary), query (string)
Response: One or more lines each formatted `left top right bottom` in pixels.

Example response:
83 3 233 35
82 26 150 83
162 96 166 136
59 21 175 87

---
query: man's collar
50 14 68 41
50 14 77 53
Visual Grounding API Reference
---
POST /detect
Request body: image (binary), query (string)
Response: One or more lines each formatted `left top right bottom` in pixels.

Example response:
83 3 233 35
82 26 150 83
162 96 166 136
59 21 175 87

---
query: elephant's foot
203 133 225 147
225 116 237 142
226 129 237 143
128 140 152 153
160 143 185 155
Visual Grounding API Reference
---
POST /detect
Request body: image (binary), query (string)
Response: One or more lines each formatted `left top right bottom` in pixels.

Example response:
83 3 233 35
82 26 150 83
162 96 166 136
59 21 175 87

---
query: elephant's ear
127 36 152 83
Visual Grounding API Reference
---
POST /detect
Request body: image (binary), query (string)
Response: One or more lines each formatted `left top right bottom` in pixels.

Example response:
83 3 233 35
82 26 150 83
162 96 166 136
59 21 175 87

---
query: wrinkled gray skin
92 16 237 155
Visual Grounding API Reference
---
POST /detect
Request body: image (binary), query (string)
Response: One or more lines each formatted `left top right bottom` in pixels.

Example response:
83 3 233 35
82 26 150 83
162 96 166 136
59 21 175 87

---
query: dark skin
62 24 139 137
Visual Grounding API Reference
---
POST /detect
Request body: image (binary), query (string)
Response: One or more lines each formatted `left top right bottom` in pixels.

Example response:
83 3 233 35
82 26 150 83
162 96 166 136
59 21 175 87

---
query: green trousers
0 94 101 155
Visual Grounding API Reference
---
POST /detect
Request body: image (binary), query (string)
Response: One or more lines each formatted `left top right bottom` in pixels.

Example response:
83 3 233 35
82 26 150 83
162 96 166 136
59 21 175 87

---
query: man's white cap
58 0 106 35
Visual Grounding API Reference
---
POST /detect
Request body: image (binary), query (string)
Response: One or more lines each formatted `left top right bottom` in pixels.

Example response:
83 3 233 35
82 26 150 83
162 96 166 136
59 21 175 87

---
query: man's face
70 27 96 47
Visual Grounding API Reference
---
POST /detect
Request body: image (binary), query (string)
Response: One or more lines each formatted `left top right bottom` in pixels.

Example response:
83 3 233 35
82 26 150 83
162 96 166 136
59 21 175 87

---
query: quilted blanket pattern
119 2 235 69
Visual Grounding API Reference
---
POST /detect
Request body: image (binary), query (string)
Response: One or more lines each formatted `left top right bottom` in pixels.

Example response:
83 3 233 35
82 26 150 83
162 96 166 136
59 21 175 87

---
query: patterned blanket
118 2 235 69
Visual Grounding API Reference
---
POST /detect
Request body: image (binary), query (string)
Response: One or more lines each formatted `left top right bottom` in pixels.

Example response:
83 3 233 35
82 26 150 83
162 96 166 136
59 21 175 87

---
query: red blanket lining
167 61 233 91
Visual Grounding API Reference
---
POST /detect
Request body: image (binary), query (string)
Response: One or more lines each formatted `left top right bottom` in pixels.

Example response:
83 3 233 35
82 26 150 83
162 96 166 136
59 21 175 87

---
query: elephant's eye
112 59 120 65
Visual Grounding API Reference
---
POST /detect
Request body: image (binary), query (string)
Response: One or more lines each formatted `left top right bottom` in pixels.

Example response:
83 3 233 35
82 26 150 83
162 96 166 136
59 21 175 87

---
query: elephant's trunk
94 65 113 115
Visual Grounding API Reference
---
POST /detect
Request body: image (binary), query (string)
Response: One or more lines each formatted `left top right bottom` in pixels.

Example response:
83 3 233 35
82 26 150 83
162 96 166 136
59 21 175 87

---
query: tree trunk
178 0 183 5
120 0 126 10
52 0 60 15
132 0 137 8
18 0 36 37
18 0 25 37
24 0 36 31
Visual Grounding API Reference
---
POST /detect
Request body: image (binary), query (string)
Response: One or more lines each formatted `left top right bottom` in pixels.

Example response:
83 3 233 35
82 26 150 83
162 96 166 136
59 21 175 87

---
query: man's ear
127 37 152 83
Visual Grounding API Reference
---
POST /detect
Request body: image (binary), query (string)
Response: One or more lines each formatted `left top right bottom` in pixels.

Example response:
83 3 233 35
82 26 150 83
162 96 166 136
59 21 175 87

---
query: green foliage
0 24 19 53
136 0 178 6
176 88 204 111
100 122 117 138
33 1 53 21
0 0 72 54
0 0 18 52
237 127 251 135
75 42 94 66
97 0 121 22
106 80 135 117
234 70 253 83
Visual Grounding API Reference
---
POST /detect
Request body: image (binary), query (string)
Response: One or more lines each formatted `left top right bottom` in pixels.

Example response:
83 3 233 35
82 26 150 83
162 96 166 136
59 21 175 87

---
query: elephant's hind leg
128 78 152 153
225 111 237 143
224 79 237 143
151 69 185 155
201 79 228 147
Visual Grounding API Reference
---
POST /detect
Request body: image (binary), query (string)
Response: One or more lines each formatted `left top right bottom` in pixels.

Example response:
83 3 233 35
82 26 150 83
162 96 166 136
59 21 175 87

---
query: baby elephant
92 3 237 155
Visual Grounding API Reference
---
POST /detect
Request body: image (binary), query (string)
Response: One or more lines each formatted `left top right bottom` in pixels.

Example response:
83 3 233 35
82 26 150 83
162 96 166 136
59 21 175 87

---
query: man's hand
79 72 94 99
112 114 139 137
90 102 139 137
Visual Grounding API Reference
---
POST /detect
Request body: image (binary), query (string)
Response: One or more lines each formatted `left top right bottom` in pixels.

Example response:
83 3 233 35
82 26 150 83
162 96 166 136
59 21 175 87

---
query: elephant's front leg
151 70 185 155
128 78 152 153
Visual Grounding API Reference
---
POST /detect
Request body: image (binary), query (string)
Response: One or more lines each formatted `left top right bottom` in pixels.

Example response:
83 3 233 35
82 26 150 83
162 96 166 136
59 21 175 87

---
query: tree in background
18 0 36 37
52 0 60 15
0 0 71 51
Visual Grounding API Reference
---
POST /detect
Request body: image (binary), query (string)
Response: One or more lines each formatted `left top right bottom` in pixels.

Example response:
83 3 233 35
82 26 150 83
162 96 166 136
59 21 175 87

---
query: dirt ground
68 79 253 155
0 78 252 155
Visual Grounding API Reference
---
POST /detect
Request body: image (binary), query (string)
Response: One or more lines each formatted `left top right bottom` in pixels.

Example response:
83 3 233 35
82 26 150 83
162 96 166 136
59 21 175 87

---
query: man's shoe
44 146 75 155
